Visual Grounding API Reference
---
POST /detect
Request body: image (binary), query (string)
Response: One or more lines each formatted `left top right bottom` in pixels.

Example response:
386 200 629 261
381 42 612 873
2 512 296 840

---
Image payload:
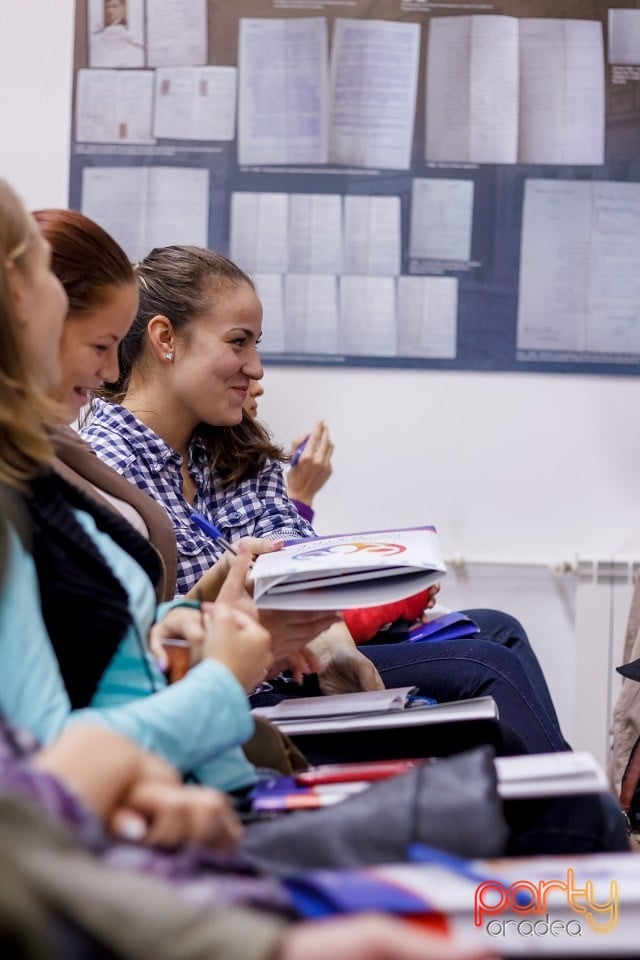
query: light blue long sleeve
73 659 257 790
0 525 74 740
0 520 257 791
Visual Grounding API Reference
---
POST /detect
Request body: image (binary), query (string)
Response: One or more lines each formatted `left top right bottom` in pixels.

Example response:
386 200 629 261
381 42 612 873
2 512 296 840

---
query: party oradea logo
474 869 619 939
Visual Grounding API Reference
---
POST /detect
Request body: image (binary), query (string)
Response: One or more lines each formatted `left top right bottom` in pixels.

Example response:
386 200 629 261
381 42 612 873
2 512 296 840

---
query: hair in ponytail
98 245 285 486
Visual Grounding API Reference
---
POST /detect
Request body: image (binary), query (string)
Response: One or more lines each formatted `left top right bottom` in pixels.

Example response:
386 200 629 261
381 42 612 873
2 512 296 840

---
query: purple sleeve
0 725 104 847
290 499 314 524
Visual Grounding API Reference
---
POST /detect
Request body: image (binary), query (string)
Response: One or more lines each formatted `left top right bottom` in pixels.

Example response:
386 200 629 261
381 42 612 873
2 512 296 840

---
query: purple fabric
290 499 314 524
0 720 102 849
0 719 292 915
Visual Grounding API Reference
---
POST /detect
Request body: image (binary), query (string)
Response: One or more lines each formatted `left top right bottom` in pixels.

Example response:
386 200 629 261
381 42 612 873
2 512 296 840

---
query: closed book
408 611 480 643
250 525 446 610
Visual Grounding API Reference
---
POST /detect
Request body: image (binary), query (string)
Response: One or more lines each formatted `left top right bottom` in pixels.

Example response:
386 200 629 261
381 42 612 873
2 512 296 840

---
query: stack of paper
252 692 498 737
495 751 609 799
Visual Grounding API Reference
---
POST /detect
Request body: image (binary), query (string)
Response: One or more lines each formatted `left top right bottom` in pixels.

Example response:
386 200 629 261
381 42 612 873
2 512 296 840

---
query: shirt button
228 512 239 521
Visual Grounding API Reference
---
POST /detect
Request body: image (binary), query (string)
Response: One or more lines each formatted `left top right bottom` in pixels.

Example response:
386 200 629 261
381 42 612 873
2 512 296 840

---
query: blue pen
290 435 309 468
408 843 531 906
406 694 438 707
190 512 238 556
408 843 493 887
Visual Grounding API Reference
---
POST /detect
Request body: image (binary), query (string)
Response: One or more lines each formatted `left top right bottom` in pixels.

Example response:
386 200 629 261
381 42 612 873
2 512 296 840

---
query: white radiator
439 558 636 768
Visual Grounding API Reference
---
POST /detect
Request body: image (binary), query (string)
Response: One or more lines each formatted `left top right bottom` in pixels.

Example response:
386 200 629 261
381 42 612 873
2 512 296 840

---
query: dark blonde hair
99 245 285 486
0 180 58 488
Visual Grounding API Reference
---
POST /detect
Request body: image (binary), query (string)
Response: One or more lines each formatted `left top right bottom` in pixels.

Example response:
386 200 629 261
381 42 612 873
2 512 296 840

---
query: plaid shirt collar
90 400 208 478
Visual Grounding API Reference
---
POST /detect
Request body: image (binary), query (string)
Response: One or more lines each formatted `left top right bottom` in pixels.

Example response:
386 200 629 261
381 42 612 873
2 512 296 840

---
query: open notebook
252 689 498 736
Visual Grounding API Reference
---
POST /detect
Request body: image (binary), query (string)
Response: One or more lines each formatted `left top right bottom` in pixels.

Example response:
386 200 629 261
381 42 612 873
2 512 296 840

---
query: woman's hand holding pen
287 420 333 508
149 606 207 672
151 550 275 687
157 528 340 676
186 536 284 603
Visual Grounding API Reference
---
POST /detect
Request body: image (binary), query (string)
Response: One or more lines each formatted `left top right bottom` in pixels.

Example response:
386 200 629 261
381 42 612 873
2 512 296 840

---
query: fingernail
115 816 147 841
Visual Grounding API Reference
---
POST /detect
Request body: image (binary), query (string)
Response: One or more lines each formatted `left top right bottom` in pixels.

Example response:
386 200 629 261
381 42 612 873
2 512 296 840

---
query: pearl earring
165 352 174 361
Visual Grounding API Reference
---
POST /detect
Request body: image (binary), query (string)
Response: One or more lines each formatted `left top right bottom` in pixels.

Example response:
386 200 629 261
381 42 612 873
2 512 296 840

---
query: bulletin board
69 0 640 375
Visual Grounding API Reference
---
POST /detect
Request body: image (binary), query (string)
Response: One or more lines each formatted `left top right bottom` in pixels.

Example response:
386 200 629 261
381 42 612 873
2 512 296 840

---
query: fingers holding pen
288 420 334 505
304 420 333 468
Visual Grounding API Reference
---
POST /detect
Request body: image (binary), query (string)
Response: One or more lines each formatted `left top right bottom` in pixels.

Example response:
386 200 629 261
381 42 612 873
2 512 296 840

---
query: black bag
241 745 508 874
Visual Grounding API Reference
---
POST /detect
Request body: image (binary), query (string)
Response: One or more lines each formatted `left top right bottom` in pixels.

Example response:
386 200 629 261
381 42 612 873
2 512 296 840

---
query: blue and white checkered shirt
80 399 316 596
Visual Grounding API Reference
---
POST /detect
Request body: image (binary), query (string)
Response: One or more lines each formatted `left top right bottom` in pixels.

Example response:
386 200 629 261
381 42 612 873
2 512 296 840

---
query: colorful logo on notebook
474 869 619 937
293 541 407 560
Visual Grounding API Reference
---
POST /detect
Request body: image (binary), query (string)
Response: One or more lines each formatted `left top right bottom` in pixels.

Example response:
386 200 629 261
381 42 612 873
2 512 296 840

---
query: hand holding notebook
250 525 446 610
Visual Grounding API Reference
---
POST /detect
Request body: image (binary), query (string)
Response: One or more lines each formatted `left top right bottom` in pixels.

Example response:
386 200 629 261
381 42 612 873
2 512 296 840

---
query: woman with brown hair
80 243 572 756
32 206 180 598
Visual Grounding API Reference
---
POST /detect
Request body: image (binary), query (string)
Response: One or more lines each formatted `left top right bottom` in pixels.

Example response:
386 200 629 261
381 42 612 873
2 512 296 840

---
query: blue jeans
464 608 563 729
252 609 569 755
361 608 570 755
505 791 629 855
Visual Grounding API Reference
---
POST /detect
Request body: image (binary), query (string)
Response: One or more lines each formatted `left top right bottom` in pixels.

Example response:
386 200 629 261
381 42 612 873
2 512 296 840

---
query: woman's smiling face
167 280 264 430
52 281 138 422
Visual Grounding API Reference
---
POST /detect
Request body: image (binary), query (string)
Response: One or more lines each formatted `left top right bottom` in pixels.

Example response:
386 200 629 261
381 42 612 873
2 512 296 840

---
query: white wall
4 0 640 563
3 0 640 752
0 0 75 208
259 366 640 564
